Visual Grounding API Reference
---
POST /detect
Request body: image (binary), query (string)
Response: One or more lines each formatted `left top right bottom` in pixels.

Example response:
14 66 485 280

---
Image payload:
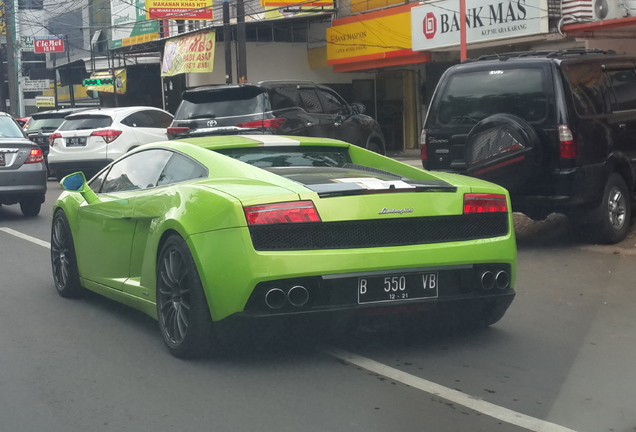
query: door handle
306 122 315 127
619 123 627 130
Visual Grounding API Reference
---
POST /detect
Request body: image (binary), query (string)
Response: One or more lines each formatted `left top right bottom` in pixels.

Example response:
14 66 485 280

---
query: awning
562 16 636 38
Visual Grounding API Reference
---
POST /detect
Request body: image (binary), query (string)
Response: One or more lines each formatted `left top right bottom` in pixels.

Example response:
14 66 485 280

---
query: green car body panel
53 136 516 323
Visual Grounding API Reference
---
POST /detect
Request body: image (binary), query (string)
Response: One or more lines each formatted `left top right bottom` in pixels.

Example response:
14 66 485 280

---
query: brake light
91 129 122 144
49 132 62 146
235 118 286 129
420 129 428 162
25 148 44 164
244 201 321 225
463 193 508 213
167 126 190 136
558 125 578 158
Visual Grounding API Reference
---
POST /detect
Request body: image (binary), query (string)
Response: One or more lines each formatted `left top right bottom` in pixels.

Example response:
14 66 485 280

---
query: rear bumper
0 165 47 203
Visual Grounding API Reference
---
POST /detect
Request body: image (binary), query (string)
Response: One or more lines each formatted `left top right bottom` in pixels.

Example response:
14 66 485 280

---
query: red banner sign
34 37 65 53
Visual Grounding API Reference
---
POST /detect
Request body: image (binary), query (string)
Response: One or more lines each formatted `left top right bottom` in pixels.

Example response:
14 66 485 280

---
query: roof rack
469 49 616 62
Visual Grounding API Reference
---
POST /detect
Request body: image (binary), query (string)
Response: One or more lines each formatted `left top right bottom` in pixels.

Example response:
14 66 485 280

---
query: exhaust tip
265 288 286 309
288 285 309 307
481 271 495 290
495 271 510 290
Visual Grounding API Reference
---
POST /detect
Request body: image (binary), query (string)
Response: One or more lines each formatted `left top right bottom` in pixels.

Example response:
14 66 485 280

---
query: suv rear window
175 87 268 120
59 115 112 131
26 116 67 133
437 68 548 125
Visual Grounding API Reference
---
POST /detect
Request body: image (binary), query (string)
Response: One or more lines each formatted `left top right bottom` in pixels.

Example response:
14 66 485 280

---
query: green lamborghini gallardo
51 135 516 358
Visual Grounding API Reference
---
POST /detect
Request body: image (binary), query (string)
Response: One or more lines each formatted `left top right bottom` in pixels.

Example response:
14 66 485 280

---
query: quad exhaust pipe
265 285 309 309
480 270 509 290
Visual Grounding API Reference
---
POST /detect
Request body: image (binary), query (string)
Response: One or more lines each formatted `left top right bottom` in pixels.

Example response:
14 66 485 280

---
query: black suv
167 81 386 154
422 49 636 244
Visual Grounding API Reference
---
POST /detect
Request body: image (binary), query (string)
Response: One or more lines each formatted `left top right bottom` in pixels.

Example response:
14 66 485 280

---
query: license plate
66 137 86 147
0 153 4 166
358 272 439 304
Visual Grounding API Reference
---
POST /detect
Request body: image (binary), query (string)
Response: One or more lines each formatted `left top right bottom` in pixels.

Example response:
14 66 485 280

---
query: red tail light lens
420 129 428 162
235 118 286 129
167 126 190 136
558 125 578 158
25 148 44 164
49 132 62 146
244 201 321 225
91 129 122 144
463 193 508 213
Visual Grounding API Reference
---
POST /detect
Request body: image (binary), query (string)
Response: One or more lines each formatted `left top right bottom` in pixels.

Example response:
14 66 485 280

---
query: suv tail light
49 132 62 147
167 126 190 137
420 129 428 163
244 201 321 225
463 194 508 213
235 118 286 130
558 125 578 159
25 148 44 164
91 129 122 144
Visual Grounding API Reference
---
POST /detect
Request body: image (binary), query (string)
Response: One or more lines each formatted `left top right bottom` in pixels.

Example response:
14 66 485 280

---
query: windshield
437 68 548 125
0 116 27 138
175 87 268 120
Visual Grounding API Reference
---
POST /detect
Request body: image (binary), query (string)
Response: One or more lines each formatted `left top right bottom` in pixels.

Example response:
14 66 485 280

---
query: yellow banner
260 0 331 6
84 69 127 94
327 6 412 64
0 2 6 36
161 30 215 77
146 0 213 20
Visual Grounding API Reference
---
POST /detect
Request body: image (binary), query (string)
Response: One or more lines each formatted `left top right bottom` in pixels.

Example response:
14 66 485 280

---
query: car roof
462 49 636 67
31 107 92 118
169 135 350 151
182 80 319 95
64 106 168 119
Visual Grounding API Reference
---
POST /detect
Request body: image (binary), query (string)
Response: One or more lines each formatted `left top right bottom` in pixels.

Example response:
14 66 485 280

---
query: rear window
25 116 66 133
0 117 26 138
215 146 352 167
59 115 112 131
436 68 548 125
175 87 268 120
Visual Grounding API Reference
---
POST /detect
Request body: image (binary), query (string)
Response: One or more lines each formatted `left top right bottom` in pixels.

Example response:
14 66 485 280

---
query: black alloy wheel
156 235 214 358
51 210 82 298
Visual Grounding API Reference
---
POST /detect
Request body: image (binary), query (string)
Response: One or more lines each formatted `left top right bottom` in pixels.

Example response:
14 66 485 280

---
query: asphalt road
0 179 634 432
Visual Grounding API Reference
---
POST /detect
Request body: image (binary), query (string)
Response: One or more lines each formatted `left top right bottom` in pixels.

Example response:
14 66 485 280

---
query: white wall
186 41 372 87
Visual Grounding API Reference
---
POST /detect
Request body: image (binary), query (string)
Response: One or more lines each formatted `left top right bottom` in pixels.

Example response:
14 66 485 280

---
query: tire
20 198 42 217
156 235 215 358
366 139 385 155
587 173 631 244
464 114 541 193
51 210 83 298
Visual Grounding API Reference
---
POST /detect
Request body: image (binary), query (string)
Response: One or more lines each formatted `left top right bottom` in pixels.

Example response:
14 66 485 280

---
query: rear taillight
244 201 321 225
49 132 62 147
91 129 122 144
463 193 508 213
167 126 190 136
25 148 44 164
558 125 578 159
420 129 428 163
235 118 286 129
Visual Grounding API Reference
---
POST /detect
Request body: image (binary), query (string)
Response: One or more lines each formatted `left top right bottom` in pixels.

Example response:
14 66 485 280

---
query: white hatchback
48 106 173 180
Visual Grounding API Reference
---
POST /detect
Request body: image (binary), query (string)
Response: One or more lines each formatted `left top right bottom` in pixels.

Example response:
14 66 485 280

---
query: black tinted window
59 115 112 131
298 88 323 113
157 153 207 186
25 116 66 133
175 87 268 120
437 68 547 124
216 146 352 167
122 110 173 128
269 86 298 110
564 64 611 115
606 69 636 111
318 89 347 114
100 150 171 193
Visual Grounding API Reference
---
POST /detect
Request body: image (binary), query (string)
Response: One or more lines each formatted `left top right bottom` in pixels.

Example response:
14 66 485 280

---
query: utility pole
236 0 247 83
222 0 232 84
5 0 20 116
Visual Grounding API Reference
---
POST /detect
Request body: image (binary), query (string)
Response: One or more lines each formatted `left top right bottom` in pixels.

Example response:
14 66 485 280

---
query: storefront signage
260 0 332 7
83 70 127 94
35 96 56 108
112 0 159 49
411 0 548 51
0 2 5 36
20 36 34 52
146 0 213 20
327 4 429 72
161 30 216 77
33 36 65 53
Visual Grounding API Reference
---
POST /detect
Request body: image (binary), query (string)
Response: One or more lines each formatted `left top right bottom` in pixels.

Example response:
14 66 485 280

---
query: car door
76 150 171 290
314 87 364 146
604 66 636 174
297 86 331 138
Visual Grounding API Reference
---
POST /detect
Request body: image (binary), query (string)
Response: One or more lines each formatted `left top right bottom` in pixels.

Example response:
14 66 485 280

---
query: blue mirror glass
62 173 85 191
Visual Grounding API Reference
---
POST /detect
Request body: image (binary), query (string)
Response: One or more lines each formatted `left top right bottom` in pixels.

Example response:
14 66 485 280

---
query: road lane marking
0 227 50 249
324 347 578 432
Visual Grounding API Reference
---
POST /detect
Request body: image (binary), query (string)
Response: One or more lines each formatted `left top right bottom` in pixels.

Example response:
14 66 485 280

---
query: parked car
167 81 386 154
48 106 174 181
0 112 47 216
421 49 636 244
15 117 30 128
23 108 91 174
51 135 516 358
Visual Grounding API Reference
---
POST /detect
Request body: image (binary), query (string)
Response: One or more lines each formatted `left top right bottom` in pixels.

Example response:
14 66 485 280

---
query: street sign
21 78 51 92
33 36 66 53
35 96 56 108
20 36 35 52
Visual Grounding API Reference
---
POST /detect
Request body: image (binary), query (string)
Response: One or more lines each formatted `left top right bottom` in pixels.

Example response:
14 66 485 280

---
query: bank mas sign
411 0 548 51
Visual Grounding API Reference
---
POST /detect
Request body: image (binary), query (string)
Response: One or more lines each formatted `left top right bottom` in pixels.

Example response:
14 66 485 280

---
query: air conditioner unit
592 0 629 20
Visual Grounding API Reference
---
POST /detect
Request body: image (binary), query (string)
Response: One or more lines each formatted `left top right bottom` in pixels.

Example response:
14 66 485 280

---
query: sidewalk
387 148 422 168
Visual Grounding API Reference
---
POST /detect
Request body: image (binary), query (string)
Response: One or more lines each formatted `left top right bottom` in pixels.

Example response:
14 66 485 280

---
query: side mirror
61 172 100 204
351 103 366 115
